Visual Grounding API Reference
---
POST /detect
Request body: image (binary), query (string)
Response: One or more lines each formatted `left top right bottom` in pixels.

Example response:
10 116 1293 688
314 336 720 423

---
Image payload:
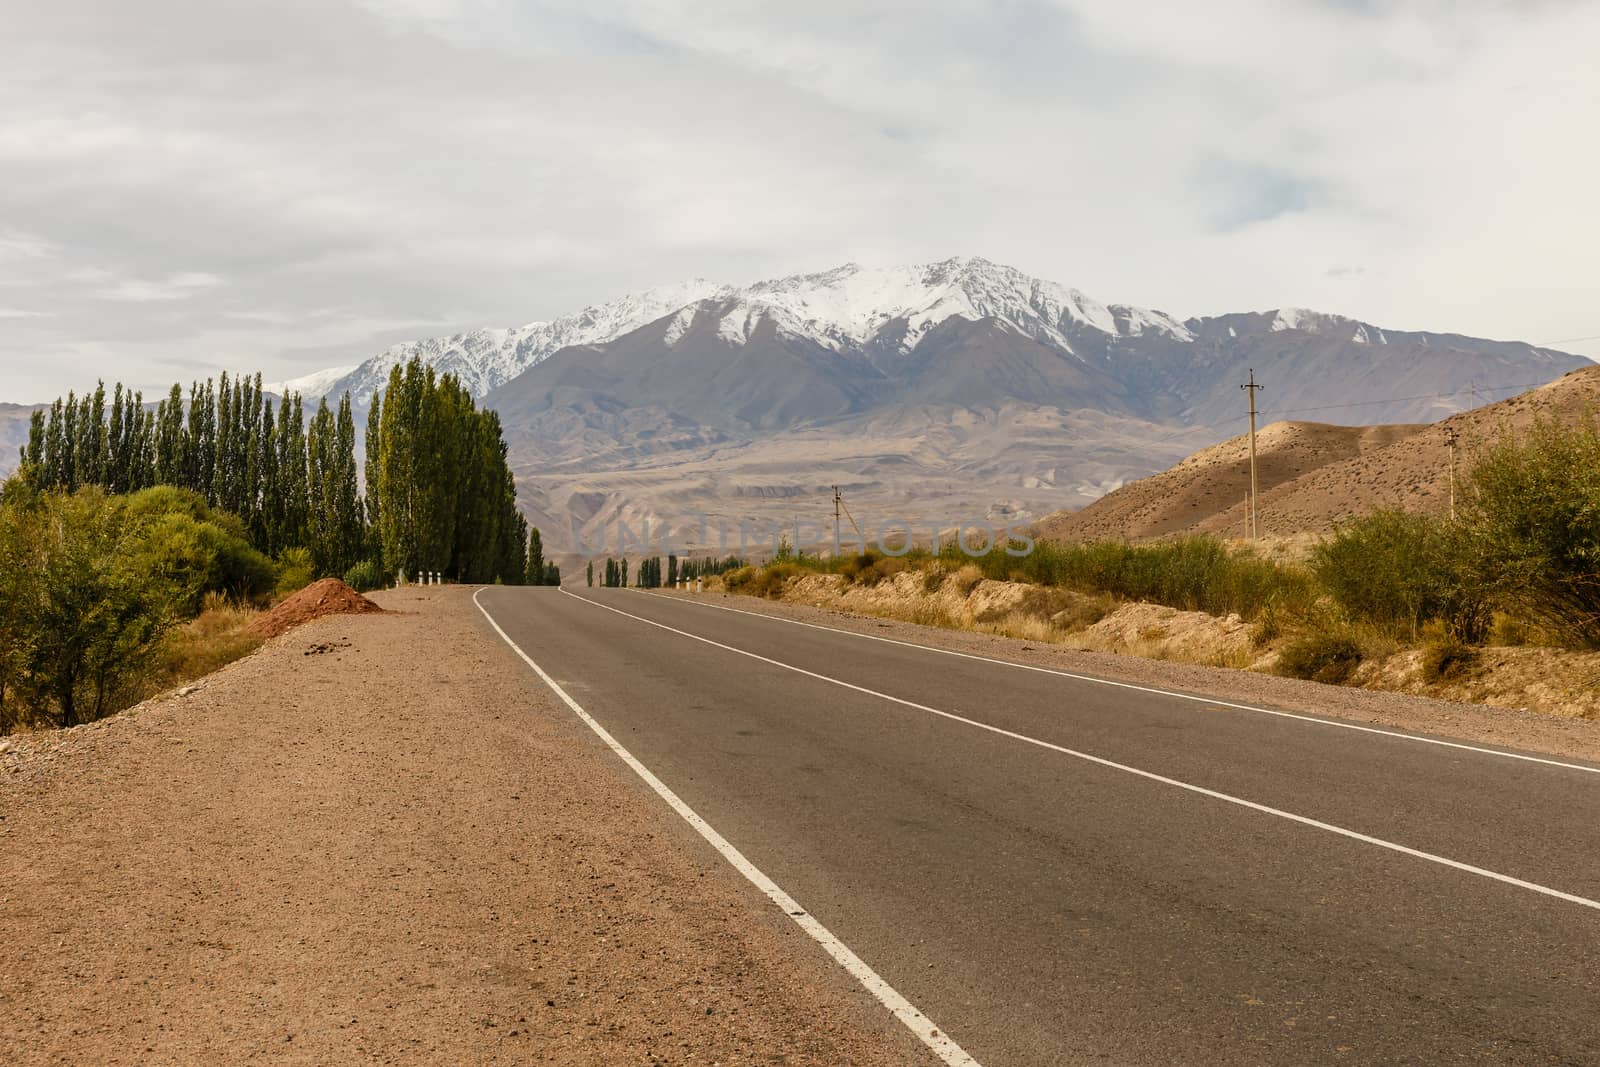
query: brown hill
1036 364 1600 541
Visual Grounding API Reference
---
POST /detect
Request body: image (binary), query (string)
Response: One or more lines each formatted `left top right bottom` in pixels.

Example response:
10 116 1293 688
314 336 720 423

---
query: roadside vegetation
1 356 546 736
701 414 1600 707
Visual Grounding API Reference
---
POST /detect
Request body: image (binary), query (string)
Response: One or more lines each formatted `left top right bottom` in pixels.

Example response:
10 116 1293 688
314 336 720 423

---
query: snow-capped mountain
665 257 1194 353
275 258 1204 403
271 255 1587 476
270 278 732 403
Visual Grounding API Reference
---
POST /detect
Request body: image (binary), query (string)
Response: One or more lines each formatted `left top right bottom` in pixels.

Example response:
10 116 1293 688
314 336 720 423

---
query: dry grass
142 594 265 698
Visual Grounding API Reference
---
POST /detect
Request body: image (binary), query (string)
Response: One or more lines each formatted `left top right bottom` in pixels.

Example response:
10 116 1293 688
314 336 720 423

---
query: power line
1125 377 1558 452
1258 380 1549 420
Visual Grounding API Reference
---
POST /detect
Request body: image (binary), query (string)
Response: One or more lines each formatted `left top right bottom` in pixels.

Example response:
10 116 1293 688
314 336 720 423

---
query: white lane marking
473 590 982 1067
640 591 1600 778
568 589 1600 915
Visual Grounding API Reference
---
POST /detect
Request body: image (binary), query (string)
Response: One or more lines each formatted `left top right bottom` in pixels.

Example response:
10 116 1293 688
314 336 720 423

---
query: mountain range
268 257 1583 552
13 258 1591 550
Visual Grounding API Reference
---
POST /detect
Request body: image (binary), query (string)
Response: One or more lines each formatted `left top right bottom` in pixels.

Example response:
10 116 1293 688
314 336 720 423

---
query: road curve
475 586 1600 1066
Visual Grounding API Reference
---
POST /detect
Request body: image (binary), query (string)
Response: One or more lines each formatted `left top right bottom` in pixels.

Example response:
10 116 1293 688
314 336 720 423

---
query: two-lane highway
476 586 1600 1066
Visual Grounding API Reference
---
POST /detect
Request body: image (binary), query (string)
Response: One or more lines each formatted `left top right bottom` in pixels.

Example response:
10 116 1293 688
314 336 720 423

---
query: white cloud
0 0 1595 402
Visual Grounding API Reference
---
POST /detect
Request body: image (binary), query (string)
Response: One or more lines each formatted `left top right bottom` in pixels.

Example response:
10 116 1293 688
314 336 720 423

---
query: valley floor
0 587 929 1066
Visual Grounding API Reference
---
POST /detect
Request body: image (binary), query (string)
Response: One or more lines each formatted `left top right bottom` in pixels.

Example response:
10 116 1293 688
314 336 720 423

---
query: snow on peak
266 364 360 399
1268 307 1355 334
303 278 732 403
696 256 1191 354
291 258 1195 402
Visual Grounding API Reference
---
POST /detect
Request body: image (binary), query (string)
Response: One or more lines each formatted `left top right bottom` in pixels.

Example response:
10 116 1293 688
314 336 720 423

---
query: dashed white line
472 589 983 1067
641 590 1600 777
566 589 1600 914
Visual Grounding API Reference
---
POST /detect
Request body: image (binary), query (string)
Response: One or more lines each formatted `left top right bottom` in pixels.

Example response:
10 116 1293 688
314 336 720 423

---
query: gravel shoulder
0 586 934 1066
661 589 1600 765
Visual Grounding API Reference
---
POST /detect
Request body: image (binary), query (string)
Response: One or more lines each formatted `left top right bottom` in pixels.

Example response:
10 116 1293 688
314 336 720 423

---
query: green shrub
276 547 317 595
722 565 756 593
1277 634 1364 685
124 487 276 609
344 559 388 593
1420 640 1479 684
0 486 185 729
747 561 805 598
945 536 1309 622
1311 510 1491 642
1462 413 1600 648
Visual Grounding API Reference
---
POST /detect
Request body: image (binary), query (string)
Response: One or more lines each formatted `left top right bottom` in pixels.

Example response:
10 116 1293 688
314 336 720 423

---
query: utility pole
1241 369 1263 540
832 485 863 553
1444 427 1459 521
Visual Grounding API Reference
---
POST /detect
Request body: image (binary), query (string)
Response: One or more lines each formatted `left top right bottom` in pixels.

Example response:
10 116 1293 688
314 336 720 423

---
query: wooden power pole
832 485 863 552
1444 427 1459 521
1242 369 1263 539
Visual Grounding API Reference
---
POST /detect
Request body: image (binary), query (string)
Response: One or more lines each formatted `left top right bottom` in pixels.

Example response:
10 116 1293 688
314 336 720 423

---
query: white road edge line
472 589 982 1067
568 589 1600 915
641 590 1600 777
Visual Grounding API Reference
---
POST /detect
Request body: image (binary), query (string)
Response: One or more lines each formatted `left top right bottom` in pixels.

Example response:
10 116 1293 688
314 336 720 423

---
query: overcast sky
3 0 1597 402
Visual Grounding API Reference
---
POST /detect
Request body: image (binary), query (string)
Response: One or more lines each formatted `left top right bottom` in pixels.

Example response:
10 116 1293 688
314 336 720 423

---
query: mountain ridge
272 257 1583 417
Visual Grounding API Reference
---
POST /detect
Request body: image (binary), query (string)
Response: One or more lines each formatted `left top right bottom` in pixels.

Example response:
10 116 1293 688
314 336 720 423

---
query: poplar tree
306 399 339 574
277 394 308 555
211 372 232 508
105 386 126 492
525 526 544 586
332 394 363 572
364 391 384 563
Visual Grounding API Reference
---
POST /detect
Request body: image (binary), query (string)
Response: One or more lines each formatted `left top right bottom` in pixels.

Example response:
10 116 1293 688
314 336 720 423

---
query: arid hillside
1037 364 1600 541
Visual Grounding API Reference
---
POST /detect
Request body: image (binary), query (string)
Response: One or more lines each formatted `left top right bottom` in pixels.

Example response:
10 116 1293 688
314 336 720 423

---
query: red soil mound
246 578 384 639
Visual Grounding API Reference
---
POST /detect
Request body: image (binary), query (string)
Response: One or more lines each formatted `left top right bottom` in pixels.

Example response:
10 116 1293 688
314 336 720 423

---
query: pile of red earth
246 578 384 640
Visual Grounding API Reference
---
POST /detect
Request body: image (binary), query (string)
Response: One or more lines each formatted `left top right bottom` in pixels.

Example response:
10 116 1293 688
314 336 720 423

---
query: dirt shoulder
0 587 934 1066
664 589 1600 766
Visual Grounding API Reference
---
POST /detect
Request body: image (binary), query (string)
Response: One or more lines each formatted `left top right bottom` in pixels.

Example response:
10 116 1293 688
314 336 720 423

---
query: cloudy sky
3 0 1597 401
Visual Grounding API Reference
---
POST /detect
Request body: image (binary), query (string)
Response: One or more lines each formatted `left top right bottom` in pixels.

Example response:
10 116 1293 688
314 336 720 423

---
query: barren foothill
0 586 934 1066
1035 363 1600 542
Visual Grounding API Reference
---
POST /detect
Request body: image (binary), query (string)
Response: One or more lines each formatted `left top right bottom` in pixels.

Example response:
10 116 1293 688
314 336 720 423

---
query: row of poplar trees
20 357 532 585
590 554 744 587
365 359 529 583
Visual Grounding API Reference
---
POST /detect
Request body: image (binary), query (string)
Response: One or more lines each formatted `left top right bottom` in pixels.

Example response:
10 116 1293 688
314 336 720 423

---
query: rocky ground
0 586 933 1066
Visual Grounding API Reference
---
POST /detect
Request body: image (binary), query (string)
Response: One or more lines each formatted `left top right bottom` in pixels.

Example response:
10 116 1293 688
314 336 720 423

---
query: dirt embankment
731 570 1600 722
0 586 932 1066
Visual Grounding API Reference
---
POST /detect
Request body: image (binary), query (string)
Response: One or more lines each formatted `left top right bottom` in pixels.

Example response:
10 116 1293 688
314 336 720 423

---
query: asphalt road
475 586 1600 1066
